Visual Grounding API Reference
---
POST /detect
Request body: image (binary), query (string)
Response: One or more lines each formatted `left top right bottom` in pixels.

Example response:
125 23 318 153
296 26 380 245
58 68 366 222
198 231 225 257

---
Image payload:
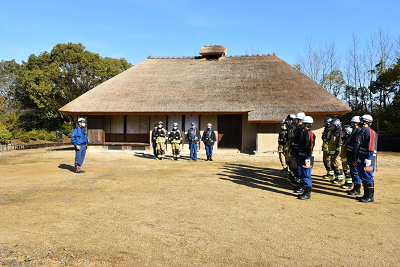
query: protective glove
305 159 311 167
364 159 372 167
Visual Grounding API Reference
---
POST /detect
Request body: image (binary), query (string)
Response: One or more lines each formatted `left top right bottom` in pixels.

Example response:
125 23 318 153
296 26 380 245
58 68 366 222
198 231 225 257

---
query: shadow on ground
58 164 76 172
218 163 353 199
134 152 205 161
50 146 75 151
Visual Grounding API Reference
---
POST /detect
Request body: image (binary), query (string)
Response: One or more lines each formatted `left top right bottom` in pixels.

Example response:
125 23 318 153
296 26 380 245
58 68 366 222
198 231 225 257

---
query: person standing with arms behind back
71 118 89 173
297 116 316 200
354 114 378 203
187 122 201 161
202 123 217 161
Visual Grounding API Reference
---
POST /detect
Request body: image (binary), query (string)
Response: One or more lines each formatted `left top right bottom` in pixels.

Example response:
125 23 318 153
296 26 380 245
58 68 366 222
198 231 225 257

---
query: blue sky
1 0 399 66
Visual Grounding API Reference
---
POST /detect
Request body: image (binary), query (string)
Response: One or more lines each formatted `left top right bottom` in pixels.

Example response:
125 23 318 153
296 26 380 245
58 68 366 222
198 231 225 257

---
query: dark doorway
218 115 242 149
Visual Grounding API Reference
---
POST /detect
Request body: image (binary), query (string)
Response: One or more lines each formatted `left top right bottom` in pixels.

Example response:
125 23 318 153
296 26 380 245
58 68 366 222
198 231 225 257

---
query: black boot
347 183 361 195
298 187 311 200
206 155 210 161
359 184 374 203
209 155 213 161
293 186 304 193
356 184 369 200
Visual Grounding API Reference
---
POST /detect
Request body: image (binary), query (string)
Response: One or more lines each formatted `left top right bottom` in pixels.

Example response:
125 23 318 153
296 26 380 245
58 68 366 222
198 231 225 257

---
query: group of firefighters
151 121 217 161
278 113 378 202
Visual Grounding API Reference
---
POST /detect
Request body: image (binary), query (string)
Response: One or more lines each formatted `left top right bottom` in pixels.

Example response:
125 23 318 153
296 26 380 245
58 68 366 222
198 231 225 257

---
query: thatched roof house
59 45 351 153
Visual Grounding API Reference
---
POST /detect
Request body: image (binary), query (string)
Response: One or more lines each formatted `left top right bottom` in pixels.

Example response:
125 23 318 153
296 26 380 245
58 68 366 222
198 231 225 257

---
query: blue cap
191 122 196 126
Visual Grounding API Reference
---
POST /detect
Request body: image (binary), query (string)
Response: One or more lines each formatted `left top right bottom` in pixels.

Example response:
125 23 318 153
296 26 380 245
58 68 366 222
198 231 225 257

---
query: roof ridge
147 54 276 59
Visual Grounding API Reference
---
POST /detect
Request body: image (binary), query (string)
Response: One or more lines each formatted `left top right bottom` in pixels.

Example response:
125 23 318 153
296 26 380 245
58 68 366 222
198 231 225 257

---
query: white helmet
361 114 373 123
207 123 212 127
78 118 86 122
295 112 306 120
302 116 313 124
351 116 360 123
173 122 178 127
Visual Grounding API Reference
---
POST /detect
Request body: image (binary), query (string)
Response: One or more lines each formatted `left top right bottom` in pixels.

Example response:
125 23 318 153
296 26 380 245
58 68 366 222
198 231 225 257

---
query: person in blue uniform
296 116 316 200
201 123 217 161
346 116 361 195
186 122 201 161
71 118 89 173
354 114 378 203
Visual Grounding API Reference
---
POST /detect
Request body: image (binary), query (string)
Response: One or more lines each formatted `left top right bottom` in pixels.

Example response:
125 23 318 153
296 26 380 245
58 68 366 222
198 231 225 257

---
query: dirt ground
0 147 399 266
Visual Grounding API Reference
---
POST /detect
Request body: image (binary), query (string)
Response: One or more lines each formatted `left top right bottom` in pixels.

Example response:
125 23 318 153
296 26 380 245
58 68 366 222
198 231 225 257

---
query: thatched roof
59 51 351 122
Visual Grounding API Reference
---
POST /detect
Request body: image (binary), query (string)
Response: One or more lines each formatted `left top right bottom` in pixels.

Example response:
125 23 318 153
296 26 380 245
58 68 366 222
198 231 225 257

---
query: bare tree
295 36 321 83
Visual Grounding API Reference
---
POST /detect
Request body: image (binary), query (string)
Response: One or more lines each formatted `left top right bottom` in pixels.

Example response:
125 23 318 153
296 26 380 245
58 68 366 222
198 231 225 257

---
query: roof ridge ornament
199 45 227 59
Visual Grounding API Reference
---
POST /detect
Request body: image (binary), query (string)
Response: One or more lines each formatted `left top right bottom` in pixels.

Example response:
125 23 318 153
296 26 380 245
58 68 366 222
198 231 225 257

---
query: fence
0 142 72 153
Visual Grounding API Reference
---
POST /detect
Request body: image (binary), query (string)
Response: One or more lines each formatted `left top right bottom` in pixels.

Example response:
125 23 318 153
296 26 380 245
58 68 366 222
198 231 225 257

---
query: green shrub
27 129 39 141
0 123 12 143
61 124 73 137
19 134 30 143
47 131 58 142
38 132 47 140
12 129 26 140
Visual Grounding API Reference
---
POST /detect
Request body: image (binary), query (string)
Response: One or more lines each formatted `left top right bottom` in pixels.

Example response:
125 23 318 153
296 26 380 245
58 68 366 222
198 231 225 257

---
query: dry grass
0 147 399 266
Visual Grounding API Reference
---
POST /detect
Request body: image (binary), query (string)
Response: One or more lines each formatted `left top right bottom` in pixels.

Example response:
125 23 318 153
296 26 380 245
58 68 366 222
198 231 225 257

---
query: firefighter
290 112 306 191
340 125 352 188
169 122 182 160
284 114 296 178
297 116 316 200
328 118 344 184
346 116 362 195
322 117 333 179
201 123 217 161
154 121 168 160
278 119 287 172
151 123 158 157
354 114 378 203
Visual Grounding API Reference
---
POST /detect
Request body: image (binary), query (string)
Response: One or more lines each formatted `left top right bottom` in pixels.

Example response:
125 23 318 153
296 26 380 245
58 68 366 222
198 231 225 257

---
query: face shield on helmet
324 117 332 124
342 125 352 135
331 118 341 130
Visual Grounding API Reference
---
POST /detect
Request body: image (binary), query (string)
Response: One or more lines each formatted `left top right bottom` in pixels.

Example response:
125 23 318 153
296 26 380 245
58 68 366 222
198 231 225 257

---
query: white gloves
364 159 372 167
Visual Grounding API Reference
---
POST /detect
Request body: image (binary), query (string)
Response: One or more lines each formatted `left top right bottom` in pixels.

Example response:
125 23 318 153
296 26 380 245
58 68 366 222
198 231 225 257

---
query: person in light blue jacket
71 118 89 173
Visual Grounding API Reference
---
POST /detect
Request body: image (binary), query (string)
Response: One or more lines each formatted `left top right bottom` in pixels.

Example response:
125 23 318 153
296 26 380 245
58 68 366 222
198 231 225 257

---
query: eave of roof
59 54 351 121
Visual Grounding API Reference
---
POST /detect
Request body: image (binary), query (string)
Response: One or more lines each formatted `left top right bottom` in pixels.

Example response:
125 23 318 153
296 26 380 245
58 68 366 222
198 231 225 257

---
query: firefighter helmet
331 118 341 127
324 117 332 124
287 114 296 120
302 116 314 124
361 114 373 123
295 112 306 120
342 125 352 135
351 116 360 123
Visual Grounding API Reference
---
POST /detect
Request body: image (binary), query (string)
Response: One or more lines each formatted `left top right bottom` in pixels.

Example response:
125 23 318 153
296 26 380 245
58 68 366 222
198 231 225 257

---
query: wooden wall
87 115 105 144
